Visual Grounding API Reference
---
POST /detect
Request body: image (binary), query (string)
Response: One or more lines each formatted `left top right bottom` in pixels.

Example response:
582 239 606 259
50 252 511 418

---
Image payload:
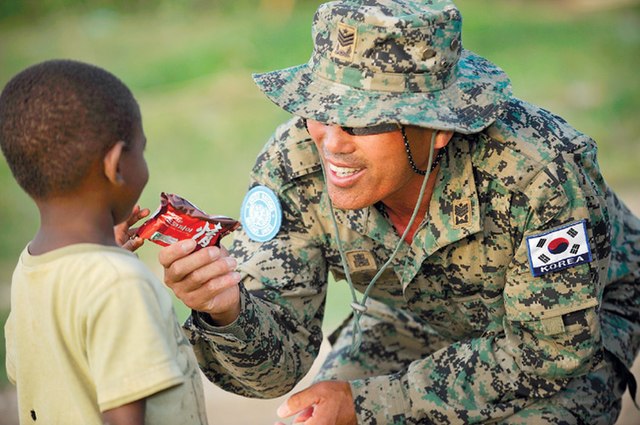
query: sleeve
184 121 329 398
598 190 640 368
87 276 186 411
349 138 611 423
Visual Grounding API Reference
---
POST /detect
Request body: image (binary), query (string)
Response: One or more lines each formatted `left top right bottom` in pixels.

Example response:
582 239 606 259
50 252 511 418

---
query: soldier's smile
327 162 362 179
326 160 365 187
306 119 435 211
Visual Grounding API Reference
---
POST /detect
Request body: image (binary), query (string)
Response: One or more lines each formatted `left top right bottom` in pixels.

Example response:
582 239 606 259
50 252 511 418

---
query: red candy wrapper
136 193 240 250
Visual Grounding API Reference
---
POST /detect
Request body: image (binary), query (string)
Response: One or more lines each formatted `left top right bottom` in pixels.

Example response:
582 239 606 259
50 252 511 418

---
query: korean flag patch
526 219 592 277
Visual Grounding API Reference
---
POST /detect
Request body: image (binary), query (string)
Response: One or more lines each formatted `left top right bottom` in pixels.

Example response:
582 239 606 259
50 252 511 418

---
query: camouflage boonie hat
253 0 512 134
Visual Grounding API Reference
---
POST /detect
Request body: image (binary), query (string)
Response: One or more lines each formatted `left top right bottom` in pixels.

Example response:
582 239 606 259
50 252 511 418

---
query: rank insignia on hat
526 219 592 277
346 250 377 273
452 199 471 228
332 22 357 62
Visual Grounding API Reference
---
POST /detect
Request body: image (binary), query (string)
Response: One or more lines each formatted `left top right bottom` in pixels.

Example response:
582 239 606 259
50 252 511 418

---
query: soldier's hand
159 239 242 326
275 381 356 425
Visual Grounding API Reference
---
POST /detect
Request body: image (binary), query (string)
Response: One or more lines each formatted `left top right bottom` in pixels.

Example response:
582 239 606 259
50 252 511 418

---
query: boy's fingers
124 205 148 224
137 207 150 219
127 206 150 226
126 205 140 226
122 237 145 252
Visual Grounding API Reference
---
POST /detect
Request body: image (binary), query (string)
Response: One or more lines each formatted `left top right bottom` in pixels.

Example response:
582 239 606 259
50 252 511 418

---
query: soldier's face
307 120 434 210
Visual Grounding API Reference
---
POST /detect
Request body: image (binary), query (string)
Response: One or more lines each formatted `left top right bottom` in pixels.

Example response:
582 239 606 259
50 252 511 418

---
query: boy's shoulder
20 243 157 289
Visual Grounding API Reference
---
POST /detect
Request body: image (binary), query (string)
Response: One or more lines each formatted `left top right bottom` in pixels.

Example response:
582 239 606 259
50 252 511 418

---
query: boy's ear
103 141 126 185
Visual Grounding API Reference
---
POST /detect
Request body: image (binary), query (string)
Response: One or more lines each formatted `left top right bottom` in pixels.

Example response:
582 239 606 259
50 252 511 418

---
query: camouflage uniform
184 1 640 423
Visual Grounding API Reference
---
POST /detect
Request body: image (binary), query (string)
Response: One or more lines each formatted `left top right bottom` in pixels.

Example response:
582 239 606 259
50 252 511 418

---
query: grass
1 0 639 388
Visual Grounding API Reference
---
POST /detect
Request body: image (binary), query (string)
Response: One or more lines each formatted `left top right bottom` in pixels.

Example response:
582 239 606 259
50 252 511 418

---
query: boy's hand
115 204 150 251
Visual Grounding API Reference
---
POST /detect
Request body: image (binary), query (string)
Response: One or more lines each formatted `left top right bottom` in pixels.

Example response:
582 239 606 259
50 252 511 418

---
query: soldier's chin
327 188 371 211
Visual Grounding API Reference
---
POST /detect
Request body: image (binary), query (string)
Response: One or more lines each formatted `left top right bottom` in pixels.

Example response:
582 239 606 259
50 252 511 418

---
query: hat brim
253 50 511 134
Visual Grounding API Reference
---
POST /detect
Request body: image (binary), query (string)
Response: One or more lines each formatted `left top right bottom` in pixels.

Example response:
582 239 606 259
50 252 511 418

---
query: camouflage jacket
184 98 640 423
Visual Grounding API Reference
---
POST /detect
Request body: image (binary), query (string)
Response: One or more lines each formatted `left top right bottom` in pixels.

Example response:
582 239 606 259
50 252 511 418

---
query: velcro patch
345 250 377 273
540 316 565 335
526 220 592 277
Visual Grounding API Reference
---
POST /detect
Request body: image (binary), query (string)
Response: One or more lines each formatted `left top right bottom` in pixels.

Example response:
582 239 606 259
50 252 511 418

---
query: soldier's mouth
328 163 362 178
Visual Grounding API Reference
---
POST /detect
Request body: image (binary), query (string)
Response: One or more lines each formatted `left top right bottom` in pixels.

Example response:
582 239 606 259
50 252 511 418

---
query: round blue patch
241 185 282 242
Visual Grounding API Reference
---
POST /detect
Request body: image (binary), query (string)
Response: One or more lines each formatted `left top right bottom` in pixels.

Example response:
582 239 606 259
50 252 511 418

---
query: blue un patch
240 185 282 242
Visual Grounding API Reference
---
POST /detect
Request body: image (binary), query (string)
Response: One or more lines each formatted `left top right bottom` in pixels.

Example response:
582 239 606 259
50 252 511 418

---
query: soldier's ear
103 141 126 185
434 130 454 149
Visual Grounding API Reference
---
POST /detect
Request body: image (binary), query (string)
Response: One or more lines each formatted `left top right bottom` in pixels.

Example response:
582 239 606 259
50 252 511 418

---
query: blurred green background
1 0 639 391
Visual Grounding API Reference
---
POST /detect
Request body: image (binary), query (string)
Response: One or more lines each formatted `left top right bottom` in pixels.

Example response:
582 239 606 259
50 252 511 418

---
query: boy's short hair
0 59 141 199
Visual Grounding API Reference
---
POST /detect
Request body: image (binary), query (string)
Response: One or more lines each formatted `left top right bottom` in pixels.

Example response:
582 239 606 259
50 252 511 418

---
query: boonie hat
253 0 512 134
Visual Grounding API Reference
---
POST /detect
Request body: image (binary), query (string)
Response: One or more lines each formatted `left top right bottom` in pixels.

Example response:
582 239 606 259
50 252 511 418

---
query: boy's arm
102 399 145 425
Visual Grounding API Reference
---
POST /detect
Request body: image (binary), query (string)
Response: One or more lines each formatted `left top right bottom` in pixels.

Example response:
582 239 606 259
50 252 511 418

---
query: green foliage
0 0 248 21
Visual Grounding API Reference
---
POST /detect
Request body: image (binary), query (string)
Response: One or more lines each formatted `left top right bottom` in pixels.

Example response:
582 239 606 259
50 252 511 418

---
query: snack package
136 193 240 250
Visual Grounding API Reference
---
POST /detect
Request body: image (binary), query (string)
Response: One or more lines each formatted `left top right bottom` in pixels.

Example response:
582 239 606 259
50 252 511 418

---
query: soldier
159 0 640 423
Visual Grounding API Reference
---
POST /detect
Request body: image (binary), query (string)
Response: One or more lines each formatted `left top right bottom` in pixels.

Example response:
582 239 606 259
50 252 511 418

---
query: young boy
0 60 209 424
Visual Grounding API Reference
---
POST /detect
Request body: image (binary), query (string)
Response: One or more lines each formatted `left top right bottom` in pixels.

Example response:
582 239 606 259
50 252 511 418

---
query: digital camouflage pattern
183 0 640 423
253 0 511 134
184 98 640 424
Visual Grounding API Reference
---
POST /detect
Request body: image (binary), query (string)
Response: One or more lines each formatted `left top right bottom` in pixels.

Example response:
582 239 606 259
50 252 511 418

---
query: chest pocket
329 263 405 308
405 270 506 339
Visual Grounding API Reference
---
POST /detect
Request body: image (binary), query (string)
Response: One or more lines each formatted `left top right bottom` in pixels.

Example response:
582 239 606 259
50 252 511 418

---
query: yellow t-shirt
4 244 208 424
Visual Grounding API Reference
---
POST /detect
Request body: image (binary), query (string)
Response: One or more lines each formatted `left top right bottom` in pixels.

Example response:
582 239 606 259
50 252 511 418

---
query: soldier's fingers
158 239 198 268
279 382 355 425
186 273 241 314
203 277 241 313
174 256 238 297
159 240 211 284
293 407 314 423
277 388 318 420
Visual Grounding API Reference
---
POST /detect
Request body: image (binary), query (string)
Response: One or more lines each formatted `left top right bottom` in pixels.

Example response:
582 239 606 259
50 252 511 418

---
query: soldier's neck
383 189 435 245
